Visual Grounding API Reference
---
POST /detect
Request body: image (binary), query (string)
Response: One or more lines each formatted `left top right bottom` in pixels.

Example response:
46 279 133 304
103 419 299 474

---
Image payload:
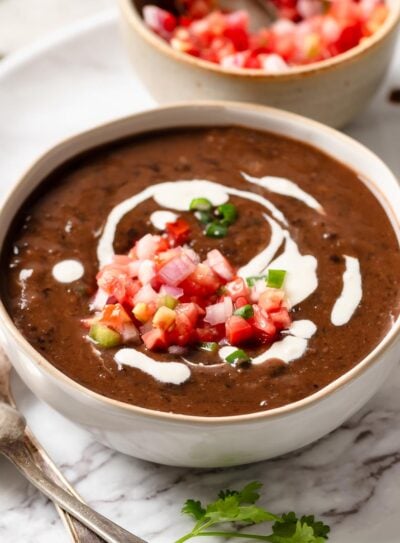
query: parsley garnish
175 481 330 543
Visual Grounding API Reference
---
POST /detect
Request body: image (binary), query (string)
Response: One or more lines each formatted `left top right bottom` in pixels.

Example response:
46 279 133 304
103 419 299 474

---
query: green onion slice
267 269 287 289
198 342 219 353
190 197 213 211
205 222 228 238
194 210 213 224
225 348 251 365
246 275 267 287
233 304 254 319
216 203 238 225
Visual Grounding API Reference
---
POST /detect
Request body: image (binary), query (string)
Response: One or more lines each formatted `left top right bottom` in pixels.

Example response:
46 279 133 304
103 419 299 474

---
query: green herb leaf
205 222 228 238
182 499 206 521
225 349 250 365
190 197 213 211
175 482 330 543
234 304 254 319
267 269 287 289
216 203 238 225
246 275 267 287
270 513 330 543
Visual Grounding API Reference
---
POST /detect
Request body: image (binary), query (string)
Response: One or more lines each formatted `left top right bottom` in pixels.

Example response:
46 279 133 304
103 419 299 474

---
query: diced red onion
128 260 140 278
160 284 184 298
183 246 200 265
90 288 109 311
250 279 267 302
158 254 196 286
223 296 233 318
138 259 156 285
207 249 234 281
139 321 153 335
133 284 158 304
121 323 140 344
204 301 227 325
168 345 188 355
136 234 161 260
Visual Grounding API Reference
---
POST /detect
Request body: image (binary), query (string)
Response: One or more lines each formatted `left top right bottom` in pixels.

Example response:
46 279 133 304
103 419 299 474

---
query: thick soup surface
2 127 400 416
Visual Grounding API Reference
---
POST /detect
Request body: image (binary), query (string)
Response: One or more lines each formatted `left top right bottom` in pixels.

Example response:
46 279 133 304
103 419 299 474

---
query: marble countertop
0 4 400 543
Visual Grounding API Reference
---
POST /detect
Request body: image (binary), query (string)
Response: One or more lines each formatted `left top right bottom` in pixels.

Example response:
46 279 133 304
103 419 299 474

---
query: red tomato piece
225 315 254 345
250 305 277 341
166 218 191 246
225 277 249 300
142 329 168 350
269 307 291 330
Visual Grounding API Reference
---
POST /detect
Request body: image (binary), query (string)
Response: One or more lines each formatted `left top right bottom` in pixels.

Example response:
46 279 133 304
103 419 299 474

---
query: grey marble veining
0 9 399 543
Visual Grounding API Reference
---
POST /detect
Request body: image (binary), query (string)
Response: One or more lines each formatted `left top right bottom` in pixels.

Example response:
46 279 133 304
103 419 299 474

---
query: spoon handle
23 429 105 542
2 440 147 543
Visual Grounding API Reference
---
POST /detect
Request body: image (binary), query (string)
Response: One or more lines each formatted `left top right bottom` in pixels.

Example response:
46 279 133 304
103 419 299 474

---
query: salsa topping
143 0 388 71
84 203 291 361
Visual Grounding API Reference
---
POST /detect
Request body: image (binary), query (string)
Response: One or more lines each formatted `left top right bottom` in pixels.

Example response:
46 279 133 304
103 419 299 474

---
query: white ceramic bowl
118 0 400 128
0 102 399 467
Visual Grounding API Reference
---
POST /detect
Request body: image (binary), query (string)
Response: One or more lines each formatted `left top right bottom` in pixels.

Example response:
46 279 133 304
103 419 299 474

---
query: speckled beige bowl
118 0 400 127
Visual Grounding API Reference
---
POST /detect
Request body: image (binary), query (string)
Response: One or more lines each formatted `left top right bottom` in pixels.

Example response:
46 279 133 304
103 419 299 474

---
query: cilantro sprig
175 482 330 543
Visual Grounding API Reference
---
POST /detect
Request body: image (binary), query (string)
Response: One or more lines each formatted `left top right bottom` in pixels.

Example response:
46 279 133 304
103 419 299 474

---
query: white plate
0 9 400 543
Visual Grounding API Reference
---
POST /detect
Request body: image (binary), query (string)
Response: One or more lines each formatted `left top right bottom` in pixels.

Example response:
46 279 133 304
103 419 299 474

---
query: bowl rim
118 0 400 80
1 100 400 426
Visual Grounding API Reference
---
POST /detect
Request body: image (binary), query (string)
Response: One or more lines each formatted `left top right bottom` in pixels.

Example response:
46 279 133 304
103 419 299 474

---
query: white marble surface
0 7 400 543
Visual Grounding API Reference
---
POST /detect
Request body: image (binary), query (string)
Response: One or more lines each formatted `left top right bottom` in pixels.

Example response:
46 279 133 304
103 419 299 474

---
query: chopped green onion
205 222 228 238
198 342 219 353
267 269 287 289
158 294 178 309
190 197 213 211
225 348 250 365
234 304 254 319
216 203 238 225
89 323 121 348
194 210 212 224
246 275 267 287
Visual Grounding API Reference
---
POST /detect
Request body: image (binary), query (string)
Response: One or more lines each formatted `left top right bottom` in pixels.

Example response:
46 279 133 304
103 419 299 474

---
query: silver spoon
0 349 104 542
0 351 146 543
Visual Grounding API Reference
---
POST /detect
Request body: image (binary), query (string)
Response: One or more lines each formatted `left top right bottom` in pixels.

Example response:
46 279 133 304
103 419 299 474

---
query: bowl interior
0 101 400 422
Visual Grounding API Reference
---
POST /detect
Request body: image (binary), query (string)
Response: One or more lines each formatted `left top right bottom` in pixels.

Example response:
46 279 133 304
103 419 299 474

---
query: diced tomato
250 305 277 341
166 218 191 246
142 329 168 350
196 324 224 343
225 315 254 345
225 277 249 300
180 263 221 297
168 312 194 346
176 302 201 326
269 307 291 330
259 289 285 313
235 296 249 309
97 303 132 333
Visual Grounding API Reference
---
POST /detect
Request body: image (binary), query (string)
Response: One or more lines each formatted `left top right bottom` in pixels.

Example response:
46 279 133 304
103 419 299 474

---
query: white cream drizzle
242 172 324 214
150 210 178 230
331 255 362 326
114 348 191 385
267 232 318 308
52 259 84 283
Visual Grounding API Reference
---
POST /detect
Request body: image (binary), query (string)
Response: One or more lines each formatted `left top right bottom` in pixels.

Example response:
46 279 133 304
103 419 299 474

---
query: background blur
0 0 113 56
